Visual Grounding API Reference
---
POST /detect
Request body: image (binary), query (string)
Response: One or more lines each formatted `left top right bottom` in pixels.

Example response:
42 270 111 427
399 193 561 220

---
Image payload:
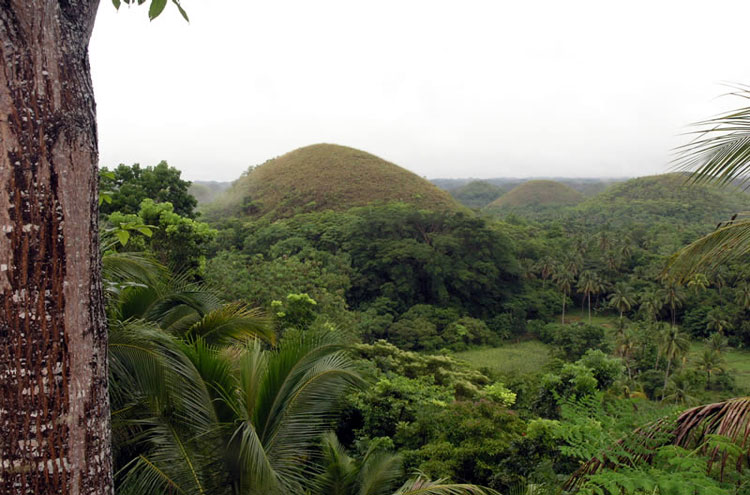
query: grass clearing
454 340 552 375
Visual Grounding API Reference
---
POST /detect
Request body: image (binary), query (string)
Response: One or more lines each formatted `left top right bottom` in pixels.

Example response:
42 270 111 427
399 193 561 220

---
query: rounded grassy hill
486 180 584 209
575 173 750 225
206 144 462 220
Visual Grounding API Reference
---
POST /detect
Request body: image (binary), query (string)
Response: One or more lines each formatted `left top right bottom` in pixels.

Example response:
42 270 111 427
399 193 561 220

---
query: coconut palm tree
117 331 364 495
686 272 709 295
638 288 664 323
660 282 684 328
534 256 557 289
705 332 729 355
706 308 732 336
608 282 636 321
735 281 750 311
614 327 638 380
657 325 690 401
577 270 604 323
553 267 575 324
696 349 725 389
311 432 496 495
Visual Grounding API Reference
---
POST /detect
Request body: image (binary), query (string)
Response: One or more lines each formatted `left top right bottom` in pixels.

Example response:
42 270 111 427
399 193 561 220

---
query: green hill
575 173 750 227
449 180 506 208
206 144 462 220
486 180 584 209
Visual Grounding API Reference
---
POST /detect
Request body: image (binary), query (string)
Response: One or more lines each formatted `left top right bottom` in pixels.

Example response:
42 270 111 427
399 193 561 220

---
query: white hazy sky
90 0 750 181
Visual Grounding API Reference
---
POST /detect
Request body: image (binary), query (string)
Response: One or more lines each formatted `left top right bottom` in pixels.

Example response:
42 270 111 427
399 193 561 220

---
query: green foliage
115 331 363 495
271 292 319 332
100 161 197 218
399 401 526 491
540 322 610 361
108 199 216 275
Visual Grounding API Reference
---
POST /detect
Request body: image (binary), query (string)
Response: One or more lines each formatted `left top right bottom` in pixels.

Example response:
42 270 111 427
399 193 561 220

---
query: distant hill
205 144 463 220
190 181 231 204
432 177 626 196
486 180 585 210
574 173 750 227
449 180 506 209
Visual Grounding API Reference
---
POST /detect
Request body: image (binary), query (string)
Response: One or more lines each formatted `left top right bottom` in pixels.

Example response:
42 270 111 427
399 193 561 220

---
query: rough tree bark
0 1 112 494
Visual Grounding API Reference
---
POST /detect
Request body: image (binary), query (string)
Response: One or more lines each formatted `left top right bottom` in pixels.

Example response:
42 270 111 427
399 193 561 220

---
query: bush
543 322 609 361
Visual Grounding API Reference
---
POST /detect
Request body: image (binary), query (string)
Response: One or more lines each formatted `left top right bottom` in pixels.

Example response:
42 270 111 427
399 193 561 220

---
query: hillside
206 144 462 220
574 173 750 227
486 180 584 210
449 180 506 208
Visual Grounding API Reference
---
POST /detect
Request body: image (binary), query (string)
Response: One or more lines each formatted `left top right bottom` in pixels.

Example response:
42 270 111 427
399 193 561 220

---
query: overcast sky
89 0 750 181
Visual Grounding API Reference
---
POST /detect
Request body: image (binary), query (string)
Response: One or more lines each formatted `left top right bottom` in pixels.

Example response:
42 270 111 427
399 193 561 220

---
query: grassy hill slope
575 173 750 227
487 180 584 209
206 144 462 220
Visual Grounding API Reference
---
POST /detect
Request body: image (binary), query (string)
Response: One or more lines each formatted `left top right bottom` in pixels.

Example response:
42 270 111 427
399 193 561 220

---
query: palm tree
117 331 364 495
577 270 603 323
553 267 575 324
667 86 750 279
686 273 709 295
735 281 750 311
534 256 556 289
311 432 496 495
696 349 725 389
608 282 636 320
705 332 728 355
657 325 690 401
660 282 684 328
706 308 732 335
638 288 664 322
614 327 638 380
663 373 699 405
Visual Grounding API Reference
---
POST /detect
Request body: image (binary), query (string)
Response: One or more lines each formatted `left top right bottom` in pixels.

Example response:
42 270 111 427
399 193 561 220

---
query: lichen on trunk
0 1 112 494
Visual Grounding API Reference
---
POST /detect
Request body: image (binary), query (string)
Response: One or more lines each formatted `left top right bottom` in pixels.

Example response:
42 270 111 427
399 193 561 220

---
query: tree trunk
561 294 566 325
0 2 112 494
662 358 672 401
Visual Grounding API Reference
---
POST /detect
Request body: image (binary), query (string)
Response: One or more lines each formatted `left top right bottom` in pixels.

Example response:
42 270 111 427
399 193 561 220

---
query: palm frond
565 396 750 488
313 432 358 495
357 446 404 495
187 302 274 346
663 217 750 282
102 250 167 289
673 86 750 188
118 421 213 495
108 318 172 412
394 475 499 495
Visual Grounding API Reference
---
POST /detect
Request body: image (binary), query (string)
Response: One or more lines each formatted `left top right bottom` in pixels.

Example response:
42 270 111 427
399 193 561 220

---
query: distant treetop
100 161 197 218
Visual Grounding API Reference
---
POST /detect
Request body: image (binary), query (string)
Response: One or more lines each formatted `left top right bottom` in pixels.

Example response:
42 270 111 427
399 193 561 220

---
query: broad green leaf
172 0 190 22
149 0 168 20
112 0 121 9
116 230 130 246
137 227 154 237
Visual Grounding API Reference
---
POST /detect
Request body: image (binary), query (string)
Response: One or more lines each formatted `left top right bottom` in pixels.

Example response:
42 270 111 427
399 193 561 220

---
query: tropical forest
6 2 750 495
87 118 750 494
